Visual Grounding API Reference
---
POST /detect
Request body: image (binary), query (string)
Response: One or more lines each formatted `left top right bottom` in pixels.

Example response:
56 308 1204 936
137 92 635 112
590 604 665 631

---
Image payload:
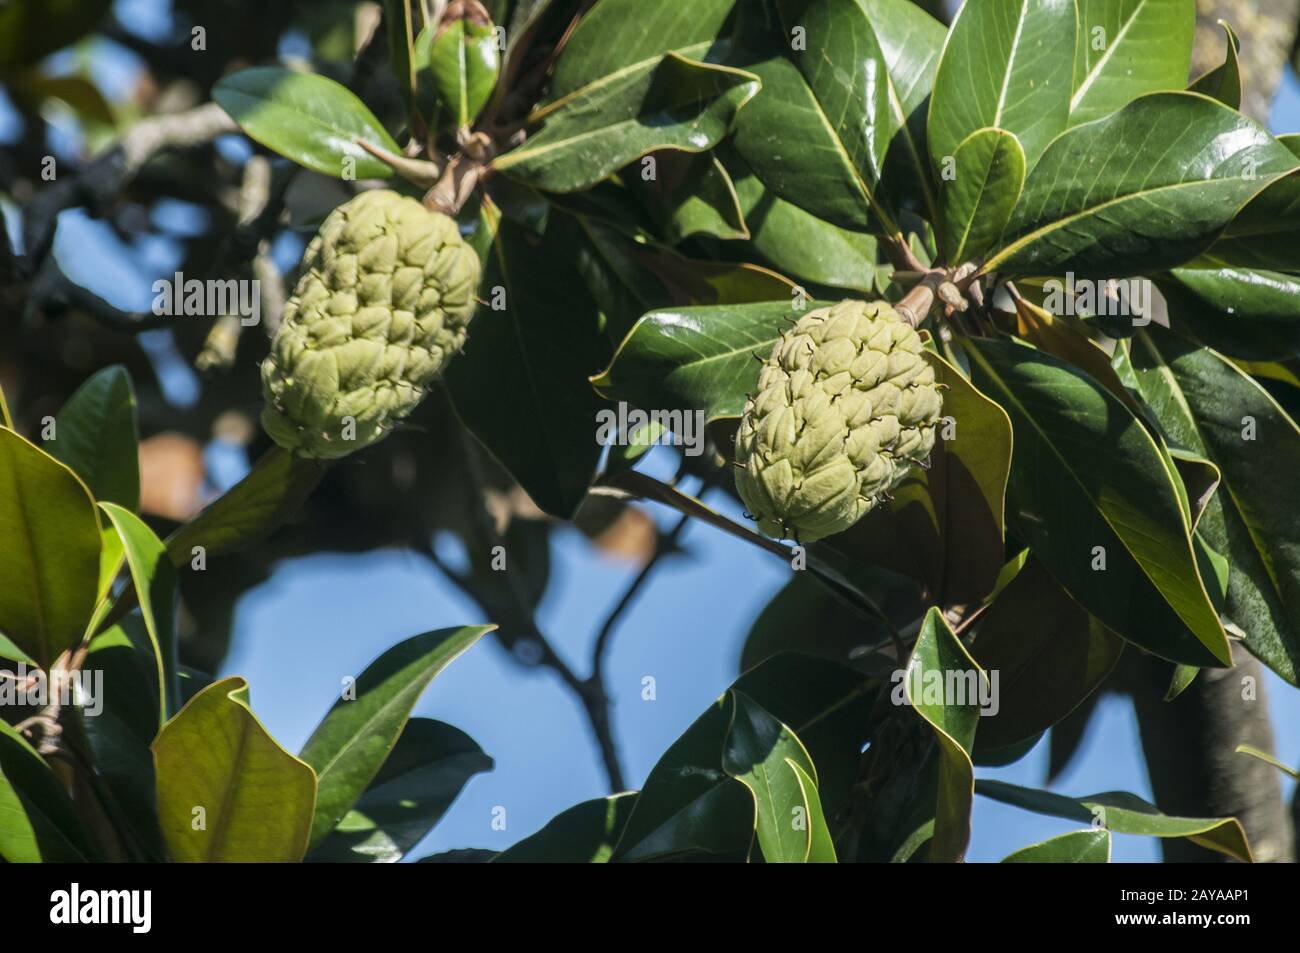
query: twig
197 154 273 371
439 426 628 791
586 466 726 686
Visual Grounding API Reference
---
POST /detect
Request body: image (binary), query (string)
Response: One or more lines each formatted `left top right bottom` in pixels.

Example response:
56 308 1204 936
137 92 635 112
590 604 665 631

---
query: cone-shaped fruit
261 189 480 459
734 299 943 542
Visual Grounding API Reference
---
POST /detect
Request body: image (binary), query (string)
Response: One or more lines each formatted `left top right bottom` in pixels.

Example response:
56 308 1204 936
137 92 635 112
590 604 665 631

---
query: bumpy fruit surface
261 189 480 459
734 299 943 542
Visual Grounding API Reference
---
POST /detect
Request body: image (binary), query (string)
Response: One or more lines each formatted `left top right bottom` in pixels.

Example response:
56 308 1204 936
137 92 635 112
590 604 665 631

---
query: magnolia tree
2 0 1299 864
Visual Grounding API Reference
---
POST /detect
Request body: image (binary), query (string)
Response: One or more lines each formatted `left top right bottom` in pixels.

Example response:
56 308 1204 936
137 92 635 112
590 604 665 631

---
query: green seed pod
734 299 943 542
261 189 480 459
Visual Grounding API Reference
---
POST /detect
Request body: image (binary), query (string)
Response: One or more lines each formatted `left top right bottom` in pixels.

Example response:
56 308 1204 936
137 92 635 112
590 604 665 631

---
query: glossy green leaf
1203 136 1300 272
863 0 949 225
444 214 611 518
722 690 835 863
726 150 880 292
0 720 96 861
495 52 757 193
563 212 794 342
734 0 945 230
495 793 638 863
1158 266 1300 361
963 337 1231 667
153 676 317 862
300 625 492 849
48 365 139 510
99 502 179 724
832 349 1012 607
213 67 400 179
310 718 492 863
938 127 1025 265
611 653 877 861
636 152 749 244
1070 0 1194 126
96 520 124 606
82 619 169 861
1002 828 1111 862
592 300 819 424
547 0 737 101
1188 20 1241 109
986 93 1298 278
0 428 101 669
0 380 11 429
789 759 837 862
421 17 501 129
929 0 1076 172
906 607 984 862
1127 330 1300 684
976 779 1253 861
732 53 877 230
165 446 326 566
969 558 1124 749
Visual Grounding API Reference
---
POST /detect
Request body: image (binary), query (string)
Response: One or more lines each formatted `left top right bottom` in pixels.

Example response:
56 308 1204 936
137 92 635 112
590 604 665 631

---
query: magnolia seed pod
260 189 480 459
734 299 943 542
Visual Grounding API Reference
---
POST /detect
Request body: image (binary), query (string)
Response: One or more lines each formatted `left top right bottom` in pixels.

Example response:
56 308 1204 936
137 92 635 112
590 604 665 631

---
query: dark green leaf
165 446 326 566
592 300 817 424
421 17 501 129
299 625 492 849
1188 20 1241 109
444 212 611 518
976 779 1253 861
1002 828 1111 862
310 718 492 863
986 93 1298 278
1158 266 1300 360
99 502 179 723
929 0 1076 171
48 365 139 510
495 50 757 192
635 152 749 244
726 150 880 292
0 720 96 861
547 0 737 101
495 793 638 862
938 127 1025 265
213 67 400 179
611 653 877 861
0 428 101 669
905 607 983 862
1070 0 1194 126
964 337 1231 667
969 558 1124 749
565 212 794 343
722 691 835 862
734 0 945 230
1128 330 1300 684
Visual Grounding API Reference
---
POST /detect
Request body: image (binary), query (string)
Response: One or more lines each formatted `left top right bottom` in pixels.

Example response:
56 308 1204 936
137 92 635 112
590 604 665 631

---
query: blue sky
6 0 1298 862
